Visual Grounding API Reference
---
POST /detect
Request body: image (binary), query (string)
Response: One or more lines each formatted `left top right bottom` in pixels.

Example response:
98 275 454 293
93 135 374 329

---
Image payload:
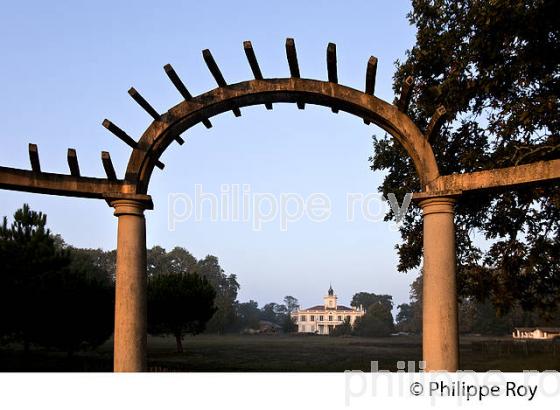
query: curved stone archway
125 78 440 193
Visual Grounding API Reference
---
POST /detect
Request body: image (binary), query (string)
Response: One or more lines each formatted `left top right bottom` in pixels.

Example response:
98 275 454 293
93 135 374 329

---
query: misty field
2 334 560 372
141 334 560 372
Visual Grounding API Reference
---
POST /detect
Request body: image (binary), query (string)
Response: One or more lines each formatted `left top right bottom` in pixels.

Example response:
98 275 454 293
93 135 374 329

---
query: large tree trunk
175 333 183 353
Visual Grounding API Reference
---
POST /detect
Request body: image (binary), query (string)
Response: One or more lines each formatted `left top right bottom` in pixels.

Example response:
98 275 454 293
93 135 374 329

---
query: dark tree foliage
351 292 394 312
0 205 68 350
147 247 240 335
351 292 395 337
0 205 114 354
395 303 416 333
234 300 261 331
282 314 298 333
330 318 352 336
283 296 300 314
370 0 560 313
65 246 115 284
260 302 287 323
193 255 240 334
148 273 216 352
353 303 395 337
30 266 114 355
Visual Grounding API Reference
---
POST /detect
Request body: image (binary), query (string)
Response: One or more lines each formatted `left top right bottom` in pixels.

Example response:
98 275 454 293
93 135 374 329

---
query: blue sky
0 0 421 312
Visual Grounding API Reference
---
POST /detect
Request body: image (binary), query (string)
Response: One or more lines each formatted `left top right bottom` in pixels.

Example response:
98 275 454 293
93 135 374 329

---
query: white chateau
512 327 560 340
291 286 365 335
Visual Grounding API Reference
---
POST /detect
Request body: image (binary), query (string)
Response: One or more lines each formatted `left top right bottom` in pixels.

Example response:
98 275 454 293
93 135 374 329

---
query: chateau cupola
324 285 337 309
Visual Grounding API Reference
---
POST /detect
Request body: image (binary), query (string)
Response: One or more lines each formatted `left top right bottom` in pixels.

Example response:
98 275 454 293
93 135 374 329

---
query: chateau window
329 315 333 321
319 315 324 321
346 315 351 322
310 315 315 321
301 315 306 322
337 315 342 321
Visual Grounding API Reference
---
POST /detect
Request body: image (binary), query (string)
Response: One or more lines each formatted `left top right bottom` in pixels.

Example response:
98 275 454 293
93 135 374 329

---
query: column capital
110 199 148 217
418 196 456 216
103 192 153 216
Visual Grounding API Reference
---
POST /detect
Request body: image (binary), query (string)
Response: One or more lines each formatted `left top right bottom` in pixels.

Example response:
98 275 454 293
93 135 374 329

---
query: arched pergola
1 39 559 372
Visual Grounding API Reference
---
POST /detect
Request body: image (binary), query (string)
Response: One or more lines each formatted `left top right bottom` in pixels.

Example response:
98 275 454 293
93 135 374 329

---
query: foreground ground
1 334 560 371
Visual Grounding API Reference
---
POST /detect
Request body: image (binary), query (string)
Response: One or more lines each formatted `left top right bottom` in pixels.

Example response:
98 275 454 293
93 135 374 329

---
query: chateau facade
512 327 560 340
291 286 365 335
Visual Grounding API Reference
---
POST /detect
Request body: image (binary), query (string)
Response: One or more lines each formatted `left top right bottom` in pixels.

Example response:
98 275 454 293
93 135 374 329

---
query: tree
370 0 560 313
0 205 69 351
397 275 423 334
194 255 239 333
234 300 261 331
351 292 393 313
148 273 216 352
0 205 114 355
283 296 300 314
351 291 395 337
147 246 197 278
330 318 352 336
395 303 415 333
30 265 114 355
65 246 115 284
282 315 297 333
353 303 395 337
260 303 282 323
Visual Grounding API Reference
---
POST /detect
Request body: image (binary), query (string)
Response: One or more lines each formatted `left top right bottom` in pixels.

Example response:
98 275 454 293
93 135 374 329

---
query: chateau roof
300 305 354 312
514 327 560 332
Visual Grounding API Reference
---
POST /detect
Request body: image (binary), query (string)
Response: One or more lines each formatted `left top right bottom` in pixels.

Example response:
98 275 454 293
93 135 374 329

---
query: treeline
232 296 300 333
326 292 396 337
0 205 114 355
395 275 560 335
0 205 238 355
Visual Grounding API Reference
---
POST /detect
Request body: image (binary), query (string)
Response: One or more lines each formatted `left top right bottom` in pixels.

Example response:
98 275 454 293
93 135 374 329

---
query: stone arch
125 78 440 194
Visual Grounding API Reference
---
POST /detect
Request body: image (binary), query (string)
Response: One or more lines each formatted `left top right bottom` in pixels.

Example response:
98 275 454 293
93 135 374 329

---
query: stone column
419 197 459 371
111 199 148 372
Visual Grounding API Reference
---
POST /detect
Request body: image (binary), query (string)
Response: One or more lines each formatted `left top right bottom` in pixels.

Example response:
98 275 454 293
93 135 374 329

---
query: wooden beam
243 41 263 79
67 148 80 177
128 87 161 121
101 119 165 168
101 151 117 180
327 43 338 113
326 43 338 83
154 160 165 171
202 49 241 117
285 38 304 109
164 63 192 100
29 143 41 173
365 56 378 95
363 57 378 124
163 64 214 128
0 165 136 199
202 49 226 86
285 38 301 78
102 119 137 149
419 159 560 197
425 106 447 141
397 76 414 113
243 41 272 110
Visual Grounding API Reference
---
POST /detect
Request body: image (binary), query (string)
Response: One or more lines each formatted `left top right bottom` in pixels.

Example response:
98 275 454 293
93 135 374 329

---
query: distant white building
291 286 365 335
512 327 560 340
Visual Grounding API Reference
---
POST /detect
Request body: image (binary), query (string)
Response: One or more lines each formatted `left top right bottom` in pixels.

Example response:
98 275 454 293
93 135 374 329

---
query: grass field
2 334 560 372
141 334 560 372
